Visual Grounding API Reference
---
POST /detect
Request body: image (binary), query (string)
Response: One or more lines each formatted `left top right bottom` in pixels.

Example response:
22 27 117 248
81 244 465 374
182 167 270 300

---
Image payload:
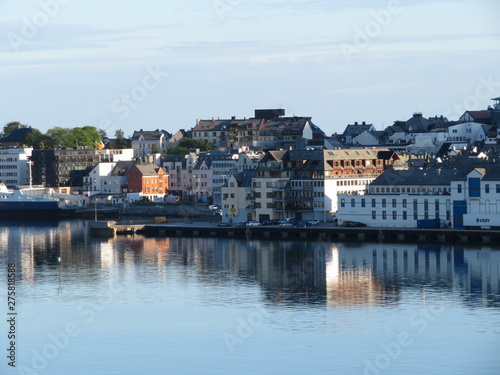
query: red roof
467 111 491 119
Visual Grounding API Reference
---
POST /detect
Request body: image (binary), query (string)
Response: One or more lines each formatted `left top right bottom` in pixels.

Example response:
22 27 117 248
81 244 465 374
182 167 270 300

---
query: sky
1 0 499 138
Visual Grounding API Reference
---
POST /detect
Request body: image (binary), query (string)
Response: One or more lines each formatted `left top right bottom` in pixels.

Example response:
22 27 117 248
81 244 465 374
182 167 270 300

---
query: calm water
1 220 500 375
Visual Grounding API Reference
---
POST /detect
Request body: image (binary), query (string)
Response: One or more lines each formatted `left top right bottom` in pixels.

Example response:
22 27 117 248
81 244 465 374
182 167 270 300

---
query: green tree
165 137 214 154
115 129 131 149
1 121 27 138
151 144 159 153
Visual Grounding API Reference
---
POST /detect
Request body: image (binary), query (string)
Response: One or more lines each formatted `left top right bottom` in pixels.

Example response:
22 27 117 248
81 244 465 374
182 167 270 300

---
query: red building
126 164 168 198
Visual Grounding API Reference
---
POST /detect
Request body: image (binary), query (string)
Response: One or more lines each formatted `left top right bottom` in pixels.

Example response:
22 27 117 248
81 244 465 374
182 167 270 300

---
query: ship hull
0 201 70 218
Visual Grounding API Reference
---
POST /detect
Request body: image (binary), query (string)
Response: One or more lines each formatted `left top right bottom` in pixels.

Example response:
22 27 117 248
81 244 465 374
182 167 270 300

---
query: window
393 211 397 220
382 199 386 208
402 199 407 208
361 199 366 208
372 199 376 207
403 211 407 220
340 198 345 208
468 178 480 197
496 184 500 194
372 211 376 219
392 199 397 208
485 184 490 193
351 199 355 208
382 211 387 220
457 184 462 193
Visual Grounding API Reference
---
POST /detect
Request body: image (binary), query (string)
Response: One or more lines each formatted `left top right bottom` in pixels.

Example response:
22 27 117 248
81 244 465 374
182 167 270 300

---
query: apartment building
244 148 401 223
0 147 33 187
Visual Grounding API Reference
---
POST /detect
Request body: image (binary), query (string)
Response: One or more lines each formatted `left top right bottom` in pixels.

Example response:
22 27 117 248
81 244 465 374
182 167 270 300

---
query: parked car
246 220 261 227
217 222 232 227
343 221 367 227
235 222 247 227
279 221 294 227
308 219 320 226
295 221 311 227
260 219 273 226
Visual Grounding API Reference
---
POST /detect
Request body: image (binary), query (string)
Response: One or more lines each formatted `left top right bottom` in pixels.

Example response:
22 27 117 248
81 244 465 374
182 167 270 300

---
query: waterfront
1 220 500 375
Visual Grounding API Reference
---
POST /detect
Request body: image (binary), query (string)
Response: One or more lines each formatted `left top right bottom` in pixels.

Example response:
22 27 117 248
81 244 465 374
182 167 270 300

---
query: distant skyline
1 0 499 138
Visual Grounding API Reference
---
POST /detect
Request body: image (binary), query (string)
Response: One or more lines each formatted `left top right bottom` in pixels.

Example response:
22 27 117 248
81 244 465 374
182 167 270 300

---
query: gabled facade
447 122 486 146
131 129 170 159
221 171 256 223
126 164 168 201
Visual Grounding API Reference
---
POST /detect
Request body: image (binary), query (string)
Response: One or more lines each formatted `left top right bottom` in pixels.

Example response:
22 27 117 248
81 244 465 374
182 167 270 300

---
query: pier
89 221 500 246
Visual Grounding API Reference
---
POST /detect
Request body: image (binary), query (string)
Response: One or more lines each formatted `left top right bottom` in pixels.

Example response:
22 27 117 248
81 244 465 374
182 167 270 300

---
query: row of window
372 186 450 194
341 198 445 210
0 165 17 169
370 210 451 221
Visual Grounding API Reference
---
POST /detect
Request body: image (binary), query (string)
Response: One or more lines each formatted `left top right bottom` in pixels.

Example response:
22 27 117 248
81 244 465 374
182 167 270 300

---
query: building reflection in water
1 220 499 309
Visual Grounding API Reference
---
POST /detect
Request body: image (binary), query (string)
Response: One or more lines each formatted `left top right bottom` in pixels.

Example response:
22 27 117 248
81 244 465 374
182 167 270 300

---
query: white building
97 148 134 162
336 160 500 229
83 161 134 198
446 122 487 147
0 147 33 187
131 130 170 159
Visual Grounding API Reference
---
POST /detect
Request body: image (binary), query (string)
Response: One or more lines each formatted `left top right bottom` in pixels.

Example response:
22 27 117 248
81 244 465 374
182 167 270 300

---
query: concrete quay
89 221 500 246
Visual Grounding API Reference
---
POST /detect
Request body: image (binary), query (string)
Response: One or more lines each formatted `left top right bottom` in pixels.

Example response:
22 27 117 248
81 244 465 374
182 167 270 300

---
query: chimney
362 121 366 125
354 122 358 125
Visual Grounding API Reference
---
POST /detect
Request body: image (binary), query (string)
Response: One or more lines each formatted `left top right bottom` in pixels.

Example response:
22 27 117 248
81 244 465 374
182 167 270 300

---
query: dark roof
404 113 430 133
0 127 35 143
111 161 135 176
371 159 500 186
234 170 256 188
131 130 169 141
343 123 374 136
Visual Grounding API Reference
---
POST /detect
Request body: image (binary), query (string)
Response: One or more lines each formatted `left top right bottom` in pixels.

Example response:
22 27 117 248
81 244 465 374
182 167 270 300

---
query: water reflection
0 220 499 309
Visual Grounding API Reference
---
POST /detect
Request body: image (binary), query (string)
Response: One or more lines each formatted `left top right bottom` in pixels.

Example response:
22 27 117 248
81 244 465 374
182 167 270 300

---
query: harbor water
1 220 500 375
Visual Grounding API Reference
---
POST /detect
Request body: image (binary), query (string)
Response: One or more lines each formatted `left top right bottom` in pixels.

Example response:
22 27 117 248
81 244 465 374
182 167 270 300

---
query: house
221 171 256 223
342 122 376 144
83 160 135 198
131 129 170 159
126 164 169 203
446 122 487 147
